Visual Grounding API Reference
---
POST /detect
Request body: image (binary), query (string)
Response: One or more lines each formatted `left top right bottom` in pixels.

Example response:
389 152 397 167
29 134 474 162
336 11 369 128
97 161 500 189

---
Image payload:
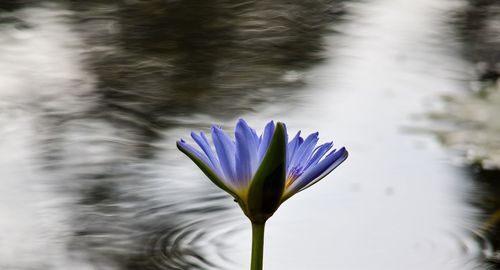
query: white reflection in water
0 4 97 270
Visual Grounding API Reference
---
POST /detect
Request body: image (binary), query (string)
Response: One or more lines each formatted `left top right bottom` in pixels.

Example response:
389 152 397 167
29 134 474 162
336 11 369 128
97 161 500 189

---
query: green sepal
245 122 287 223
177 141 240 201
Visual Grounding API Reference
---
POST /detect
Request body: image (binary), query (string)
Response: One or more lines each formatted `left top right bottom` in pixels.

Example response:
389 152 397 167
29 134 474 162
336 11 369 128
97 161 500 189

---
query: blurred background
0 0 499 269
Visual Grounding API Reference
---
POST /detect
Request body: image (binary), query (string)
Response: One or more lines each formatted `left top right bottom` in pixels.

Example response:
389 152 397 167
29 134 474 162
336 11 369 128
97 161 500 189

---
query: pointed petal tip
340 147 348 157
176 139 191 151
236 118 250 130
190 131 202 142
176 140 189 153
275 122 287 136
211 124 223 131
330 147 348 163
263 120 275 129
211 126 226 136
325 141 333 147
291 130 302 140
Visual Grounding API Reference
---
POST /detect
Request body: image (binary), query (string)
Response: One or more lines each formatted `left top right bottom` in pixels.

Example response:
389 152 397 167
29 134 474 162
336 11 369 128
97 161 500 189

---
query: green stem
250 222 266 270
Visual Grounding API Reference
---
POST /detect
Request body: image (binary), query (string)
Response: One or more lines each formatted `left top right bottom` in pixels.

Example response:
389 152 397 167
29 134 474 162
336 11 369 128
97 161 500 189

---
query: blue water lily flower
177 119 348 223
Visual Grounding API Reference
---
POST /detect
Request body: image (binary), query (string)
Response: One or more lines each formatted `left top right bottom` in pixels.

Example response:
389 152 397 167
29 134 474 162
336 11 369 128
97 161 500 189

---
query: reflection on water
456 0 500 68
429 1 500 265
0 0 498 269
0 1 346 269
467 168 500 265
70 0 345 121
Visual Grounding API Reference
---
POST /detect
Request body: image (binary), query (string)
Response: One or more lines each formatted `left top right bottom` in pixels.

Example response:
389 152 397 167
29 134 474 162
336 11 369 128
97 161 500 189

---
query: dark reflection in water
69 0 346 121
467 168 500 266
456 0 500 68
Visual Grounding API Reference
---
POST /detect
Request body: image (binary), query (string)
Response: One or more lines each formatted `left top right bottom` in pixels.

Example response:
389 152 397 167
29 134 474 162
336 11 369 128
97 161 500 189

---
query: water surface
0 0 498 269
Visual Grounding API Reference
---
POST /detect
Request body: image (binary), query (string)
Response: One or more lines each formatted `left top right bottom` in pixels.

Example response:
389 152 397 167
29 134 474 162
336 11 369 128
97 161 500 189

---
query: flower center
285 166 303 188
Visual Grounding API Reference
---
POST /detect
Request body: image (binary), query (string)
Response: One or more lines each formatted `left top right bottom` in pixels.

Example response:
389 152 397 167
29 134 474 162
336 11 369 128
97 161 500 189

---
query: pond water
0 0 498 269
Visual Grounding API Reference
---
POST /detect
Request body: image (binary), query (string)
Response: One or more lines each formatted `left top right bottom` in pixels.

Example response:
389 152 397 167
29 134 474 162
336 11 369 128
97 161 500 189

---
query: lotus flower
177 119 348 223
177 119 348 270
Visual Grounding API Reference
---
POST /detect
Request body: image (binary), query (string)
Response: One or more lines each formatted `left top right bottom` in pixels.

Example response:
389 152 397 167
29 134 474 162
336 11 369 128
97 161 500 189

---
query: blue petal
287 147 348 194
211 127 236 184
177 139 214 170
177 140 238 199
257 121 275 163
235 119 260 186
191 131 222 174
286 131 302 169
282 123 288 143
304 142 333 171
288 132 319 172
